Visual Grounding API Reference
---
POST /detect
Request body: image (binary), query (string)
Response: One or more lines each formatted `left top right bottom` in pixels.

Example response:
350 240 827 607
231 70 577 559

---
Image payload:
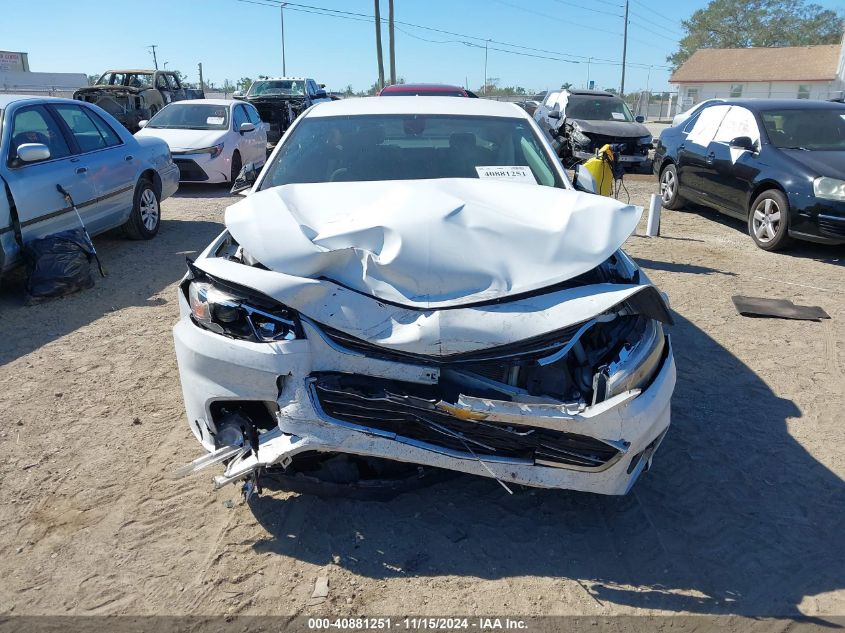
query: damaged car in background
173 97 676 498
234 77 331 151
74 70 204 132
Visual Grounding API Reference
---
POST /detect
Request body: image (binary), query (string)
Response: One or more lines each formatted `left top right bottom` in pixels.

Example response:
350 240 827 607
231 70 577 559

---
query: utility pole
587 57 592 89
163 61 169 69
620 0 628 96
280 3 287 76
198 63 204 92
484 39 489 95
388 0 396 85
374 0 385 90
148 45 159 70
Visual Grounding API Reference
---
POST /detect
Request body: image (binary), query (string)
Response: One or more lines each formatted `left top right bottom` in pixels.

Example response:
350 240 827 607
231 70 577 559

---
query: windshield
248 80 306 97
259 114 564 190
565 95 634 122
147 103 229 130
97 72 154 88
761 108 845 150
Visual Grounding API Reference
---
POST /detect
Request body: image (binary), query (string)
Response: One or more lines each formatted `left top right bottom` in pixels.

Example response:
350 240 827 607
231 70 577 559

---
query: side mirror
572 164 598 195
548 109 561 120
319 83 326 89
729 136 756 151
230 162 259 195
635 115 645 123
233 90 244 98
239 121 255 133
17 143 51 163
137 119 148 129
314 90 328 99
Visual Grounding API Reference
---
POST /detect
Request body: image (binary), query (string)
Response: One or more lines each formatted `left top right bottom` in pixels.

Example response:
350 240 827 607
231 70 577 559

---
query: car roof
101 69 157 74
165 98 236 107
707 98 845 111
565 89 617 97
381 83 466 93
307 96 528 118
257 77 308 81
0 94 85 109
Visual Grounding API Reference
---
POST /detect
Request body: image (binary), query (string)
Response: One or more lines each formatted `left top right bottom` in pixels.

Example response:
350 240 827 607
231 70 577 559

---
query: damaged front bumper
173 290 676 496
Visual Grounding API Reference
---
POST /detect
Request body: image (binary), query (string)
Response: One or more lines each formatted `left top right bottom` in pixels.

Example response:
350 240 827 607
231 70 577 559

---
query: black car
534 89 652 170
234 77 331 150
654 99 845 250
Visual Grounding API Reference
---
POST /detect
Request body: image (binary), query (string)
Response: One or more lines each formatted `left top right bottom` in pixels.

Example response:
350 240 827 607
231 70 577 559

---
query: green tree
561 82 573 90
669 0 844 68
237 77 253 91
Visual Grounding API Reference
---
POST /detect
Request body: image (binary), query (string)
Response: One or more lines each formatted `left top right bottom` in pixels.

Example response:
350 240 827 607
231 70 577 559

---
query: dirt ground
0 176 843 620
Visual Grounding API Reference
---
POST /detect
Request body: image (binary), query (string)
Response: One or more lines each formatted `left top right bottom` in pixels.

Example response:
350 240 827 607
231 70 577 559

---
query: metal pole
374 0 385 90
388 0 396 85
148 45 158 70
198 63 204 92
280 3 287 76
620 0 628 96
484 40 489 95
587 57 591 89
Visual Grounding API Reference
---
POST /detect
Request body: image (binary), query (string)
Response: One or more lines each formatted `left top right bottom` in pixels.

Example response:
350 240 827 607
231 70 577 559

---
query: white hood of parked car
224 179 642 309
136 127 227 152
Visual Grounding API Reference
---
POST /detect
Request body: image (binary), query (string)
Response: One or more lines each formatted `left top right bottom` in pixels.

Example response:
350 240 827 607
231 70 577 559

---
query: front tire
230 150 242 184
748 189 792 251
659 163 686 210
123 178 160 240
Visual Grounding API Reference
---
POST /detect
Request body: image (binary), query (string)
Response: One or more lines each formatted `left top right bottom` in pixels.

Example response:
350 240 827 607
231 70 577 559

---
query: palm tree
561 82 573 90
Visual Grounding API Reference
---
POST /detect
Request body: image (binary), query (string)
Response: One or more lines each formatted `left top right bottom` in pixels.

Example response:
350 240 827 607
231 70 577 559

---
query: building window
797 85 811 99
730 84 743 98
686 87 699 104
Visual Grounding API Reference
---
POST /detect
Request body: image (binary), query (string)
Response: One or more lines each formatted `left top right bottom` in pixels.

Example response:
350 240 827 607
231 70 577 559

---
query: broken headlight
188 280 300 342
602 319 665 400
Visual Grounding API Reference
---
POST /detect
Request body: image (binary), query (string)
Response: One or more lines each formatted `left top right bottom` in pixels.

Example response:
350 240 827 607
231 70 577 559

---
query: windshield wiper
781 146 810 151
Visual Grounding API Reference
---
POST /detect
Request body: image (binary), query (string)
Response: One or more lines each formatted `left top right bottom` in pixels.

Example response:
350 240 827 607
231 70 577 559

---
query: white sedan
135 99 267 184
173 97 676 497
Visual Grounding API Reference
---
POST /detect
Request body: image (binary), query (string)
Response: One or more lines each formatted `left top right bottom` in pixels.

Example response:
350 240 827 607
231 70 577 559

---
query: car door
49 103 136 233
244 104 268 164
698 106 763 217
534 91 560 136
232 104 258 166
2 103 95 243
677 104 730 201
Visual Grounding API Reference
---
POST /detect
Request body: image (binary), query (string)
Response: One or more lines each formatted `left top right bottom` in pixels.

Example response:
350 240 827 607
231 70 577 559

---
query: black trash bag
24 229 96 300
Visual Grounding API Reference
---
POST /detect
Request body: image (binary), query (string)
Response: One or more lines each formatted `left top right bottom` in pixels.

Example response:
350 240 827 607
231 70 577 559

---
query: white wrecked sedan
173 96 676 496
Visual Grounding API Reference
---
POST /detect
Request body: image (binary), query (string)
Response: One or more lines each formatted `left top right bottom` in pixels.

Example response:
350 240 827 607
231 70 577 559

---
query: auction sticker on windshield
475 166 537 184
207 116 225 125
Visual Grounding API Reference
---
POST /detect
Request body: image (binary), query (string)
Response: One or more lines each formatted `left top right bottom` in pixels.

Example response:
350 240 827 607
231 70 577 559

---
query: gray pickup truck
73 70 205 132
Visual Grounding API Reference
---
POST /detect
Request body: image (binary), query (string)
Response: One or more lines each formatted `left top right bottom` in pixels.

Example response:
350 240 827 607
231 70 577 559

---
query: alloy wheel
752 198 781 243
660 169 675 203
140 188 159 231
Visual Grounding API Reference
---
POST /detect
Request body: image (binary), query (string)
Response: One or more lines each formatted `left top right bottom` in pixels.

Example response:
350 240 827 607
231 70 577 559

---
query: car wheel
123 178 160 240
659 163 686 210
748 189 792 251
230 150 242 184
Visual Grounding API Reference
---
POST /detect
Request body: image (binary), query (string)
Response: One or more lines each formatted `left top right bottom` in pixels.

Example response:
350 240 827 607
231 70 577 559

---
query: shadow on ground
680 205 845 266
0 217 223 365
249 311 844 617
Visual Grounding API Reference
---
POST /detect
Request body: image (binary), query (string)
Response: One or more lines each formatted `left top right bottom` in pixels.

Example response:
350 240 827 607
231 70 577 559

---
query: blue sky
2 0 842 94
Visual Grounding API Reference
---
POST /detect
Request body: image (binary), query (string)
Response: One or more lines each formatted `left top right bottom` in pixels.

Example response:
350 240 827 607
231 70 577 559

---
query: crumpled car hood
224 179 642 309
570 119 651 139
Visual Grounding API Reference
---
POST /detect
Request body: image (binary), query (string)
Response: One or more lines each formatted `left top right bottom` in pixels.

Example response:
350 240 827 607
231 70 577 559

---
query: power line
550 0 623 18
494 0 623 37
630 0 686 28
627 16 681 42
238 0 671 70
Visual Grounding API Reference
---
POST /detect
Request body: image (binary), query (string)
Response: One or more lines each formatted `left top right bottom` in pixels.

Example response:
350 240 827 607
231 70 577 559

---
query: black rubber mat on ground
732 295 830 321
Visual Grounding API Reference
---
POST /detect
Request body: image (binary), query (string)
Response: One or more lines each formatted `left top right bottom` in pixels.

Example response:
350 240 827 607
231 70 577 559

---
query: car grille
311 373 621 469
173 159 208 182
818 216 845 238
584 134 646 156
